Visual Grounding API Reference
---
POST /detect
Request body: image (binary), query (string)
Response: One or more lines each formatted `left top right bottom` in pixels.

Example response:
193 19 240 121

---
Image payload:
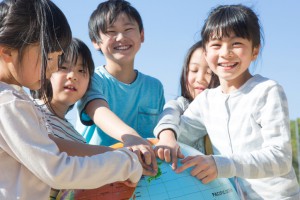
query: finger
133 148 152 171
164 148 171 163
150 148 158 172
177 148 185 159
180 156 194 163
140 148 152 166
200 173 216 184
142 168 157 176
156 148 165 161
171 148 178 170
175 159 196 173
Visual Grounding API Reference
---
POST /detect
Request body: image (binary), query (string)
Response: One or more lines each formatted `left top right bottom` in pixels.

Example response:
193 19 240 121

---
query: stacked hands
123 132 218 187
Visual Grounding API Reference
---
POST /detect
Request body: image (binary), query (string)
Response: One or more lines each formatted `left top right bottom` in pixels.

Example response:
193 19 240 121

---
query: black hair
201 4 263 50
180 41 219 102
34 38 95 113
0 0 72 100
88 0 143 46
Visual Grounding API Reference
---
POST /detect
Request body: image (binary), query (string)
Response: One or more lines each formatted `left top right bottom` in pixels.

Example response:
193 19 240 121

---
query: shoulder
247 74 285 94
0 83 31 103
137 71 163 87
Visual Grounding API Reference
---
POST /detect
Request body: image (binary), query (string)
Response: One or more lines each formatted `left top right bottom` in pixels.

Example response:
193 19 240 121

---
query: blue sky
52 0 300 123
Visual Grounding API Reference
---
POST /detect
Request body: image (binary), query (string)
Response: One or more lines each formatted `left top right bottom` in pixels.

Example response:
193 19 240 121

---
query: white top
0 82 142 200
154 96 205 153
155 75 300 199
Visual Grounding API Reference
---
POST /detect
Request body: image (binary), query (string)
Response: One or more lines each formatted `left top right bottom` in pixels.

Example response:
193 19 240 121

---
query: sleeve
153 96 188 138
213 84 293 179
178 96 208 141
0 99 142 188
77 73 107 125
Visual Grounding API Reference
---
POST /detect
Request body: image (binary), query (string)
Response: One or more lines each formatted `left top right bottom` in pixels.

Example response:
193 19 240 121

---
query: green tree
290 119 300 182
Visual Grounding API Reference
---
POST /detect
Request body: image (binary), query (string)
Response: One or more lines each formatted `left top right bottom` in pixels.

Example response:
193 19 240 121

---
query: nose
116 32 125 41
196 71 205 83
67 71 77 81
220 45 233 57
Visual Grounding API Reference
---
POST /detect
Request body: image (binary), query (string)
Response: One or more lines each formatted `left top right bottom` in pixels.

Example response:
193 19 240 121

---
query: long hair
0 0 72 101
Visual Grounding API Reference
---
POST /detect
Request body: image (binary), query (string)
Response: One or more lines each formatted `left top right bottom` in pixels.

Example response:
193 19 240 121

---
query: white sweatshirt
0 82 142 200
155 75 300 200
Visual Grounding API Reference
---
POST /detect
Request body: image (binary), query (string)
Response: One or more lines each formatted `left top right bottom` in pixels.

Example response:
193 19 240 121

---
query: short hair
88 0 143 44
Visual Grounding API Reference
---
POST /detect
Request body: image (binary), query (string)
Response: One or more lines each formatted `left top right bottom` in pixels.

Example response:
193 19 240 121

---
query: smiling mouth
64 86 77 91
218 62 238 69
114 45 131 51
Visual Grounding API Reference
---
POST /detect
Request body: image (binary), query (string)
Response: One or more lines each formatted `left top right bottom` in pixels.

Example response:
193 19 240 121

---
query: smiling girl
154 4 300 200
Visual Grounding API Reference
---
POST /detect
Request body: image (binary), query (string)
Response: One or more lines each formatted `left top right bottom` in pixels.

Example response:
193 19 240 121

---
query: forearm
49 134 113 156
86 99 141 143
154 97 188 138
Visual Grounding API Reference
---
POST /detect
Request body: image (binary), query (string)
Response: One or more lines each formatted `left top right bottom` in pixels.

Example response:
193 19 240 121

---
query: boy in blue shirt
76 0 165 175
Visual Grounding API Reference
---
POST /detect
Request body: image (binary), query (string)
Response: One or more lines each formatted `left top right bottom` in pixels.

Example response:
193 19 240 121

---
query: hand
118 180 138 188
175 155 217 184
154 129 184 170
123 135 158 176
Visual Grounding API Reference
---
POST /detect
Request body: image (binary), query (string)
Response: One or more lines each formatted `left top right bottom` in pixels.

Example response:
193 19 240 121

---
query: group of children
0 0 299 200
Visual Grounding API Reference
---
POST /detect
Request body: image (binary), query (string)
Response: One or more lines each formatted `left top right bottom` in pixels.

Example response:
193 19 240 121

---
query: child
76 0 165 174
154 41 219 169
0 1 142 199
155 4 300 200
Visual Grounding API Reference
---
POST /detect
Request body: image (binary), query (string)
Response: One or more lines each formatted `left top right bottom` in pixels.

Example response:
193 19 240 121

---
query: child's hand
119 179 138 188
123 136 158 176
175 155 217 184
154 129 185 170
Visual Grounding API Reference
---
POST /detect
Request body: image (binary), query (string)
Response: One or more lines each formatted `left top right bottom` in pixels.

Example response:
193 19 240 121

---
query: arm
86 99 157 176
154 97 189 168
0 96 142 188
213 84 292 179
177 84 293 183
48 134 113 156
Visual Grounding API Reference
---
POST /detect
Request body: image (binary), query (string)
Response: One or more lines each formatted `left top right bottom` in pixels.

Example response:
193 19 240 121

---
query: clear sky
52 0 300 123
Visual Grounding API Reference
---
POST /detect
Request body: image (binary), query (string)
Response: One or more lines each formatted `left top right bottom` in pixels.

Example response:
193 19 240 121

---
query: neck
105 61 136 84
49 100 69 119
220 71 252 94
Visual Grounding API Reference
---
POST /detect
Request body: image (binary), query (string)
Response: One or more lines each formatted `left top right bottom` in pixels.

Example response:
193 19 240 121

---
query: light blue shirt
76 65 165 146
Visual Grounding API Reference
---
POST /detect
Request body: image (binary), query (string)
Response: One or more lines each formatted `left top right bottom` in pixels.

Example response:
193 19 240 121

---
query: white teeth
220 63 236 67
221 63 233 67
115 45 130 50
65 86 75 90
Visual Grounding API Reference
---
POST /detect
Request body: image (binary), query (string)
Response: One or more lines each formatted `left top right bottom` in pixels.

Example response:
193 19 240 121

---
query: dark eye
233 42 242 46
58 65 68 71
79 69 87 74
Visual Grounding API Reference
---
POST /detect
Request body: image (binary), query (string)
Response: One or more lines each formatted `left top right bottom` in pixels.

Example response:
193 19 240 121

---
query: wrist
158 129 177 141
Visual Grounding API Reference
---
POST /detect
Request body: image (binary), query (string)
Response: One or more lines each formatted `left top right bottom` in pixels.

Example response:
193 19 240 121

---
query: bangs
201 4 263 48
203 7 250 42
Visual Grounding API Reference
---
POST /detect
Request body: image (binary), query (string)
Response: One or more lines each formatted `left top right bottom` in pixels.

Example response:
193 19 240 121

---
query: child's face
3 44 61 90
50 55 90 107
93 13 144 65
204 32 259 90
187 48 212 99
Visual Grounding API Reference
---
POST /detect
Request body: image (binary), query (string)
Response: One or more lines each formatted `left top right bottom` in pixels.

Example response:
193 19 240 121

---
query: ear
0 46 13 63
252 45 260 61
140 29 145 43
92 41 101 51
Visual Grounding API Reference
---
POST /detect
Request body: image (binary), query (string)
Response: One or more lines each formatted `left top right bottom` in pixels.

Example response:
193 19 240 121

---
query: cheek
187 74 195 92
